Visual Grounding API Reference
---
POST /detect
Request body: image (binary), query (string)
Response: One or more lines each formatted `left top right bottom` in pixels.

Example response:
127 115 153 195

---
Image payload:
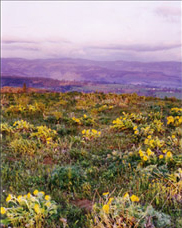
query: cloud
1 37 86 59
1 37 181 62
154 5 181 22
87 43 181 52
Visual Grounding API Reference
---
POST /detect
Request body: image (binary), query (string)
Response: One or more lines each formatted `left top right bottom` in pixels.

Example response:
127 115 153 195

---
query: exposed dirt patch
71 199 93 212
43 156 57 165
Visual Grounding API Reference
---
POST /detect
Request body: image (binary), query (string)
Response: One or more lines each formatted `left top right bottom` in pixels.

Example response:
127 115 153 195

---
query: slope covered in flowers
1 92 182 227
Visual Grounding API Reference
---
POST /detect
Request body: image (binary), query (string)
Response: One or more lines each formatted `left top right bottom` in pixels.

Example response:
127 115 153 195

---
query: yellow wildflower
33 189 39 195
144 139 149 144
147 135 152 139
102 192 109 196
83 114 87 118
166 151 172 158
45 201 51 207
92 129 97 134
133 126 137 130
123 193 129 198
159 155 164 159
17 195 23 203
167 116 174 125
172 135 175 139
27 193 31 199
102 204 109 214
163 149 167 154
6 194 12 202
130 195 139 202
108 197 114 205
1 207 6 214
143 156 148 161
45 195 51 201
139 149 144 157
34 204 41 214
147 148 153 156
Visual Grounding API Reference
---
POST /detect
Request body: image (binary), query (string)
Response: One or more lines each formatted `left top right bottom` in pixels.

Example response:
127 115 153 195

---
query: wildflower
144 139 149 144
82 129 86 134
92 129 97 134
1 207 6 214
163 149 167 154
147 135 151 139
130 195 139 202
166 151 172 158
133 126 137 130
102 204 109 214
34 204 41 214
134 130 138 134
139 149 144 157
6 194 12 202
27 193 31 199
46 137 52 144
143 156 148 161
17 195 23 203
159 155 164 159
108 198 114 205
45 201 51 207
123 193 129 198
102 192 109 196
45 195 51 201
172 135 176 139
147 148 153 156
83 114 87 118
33 189 39 195
167 116 174 125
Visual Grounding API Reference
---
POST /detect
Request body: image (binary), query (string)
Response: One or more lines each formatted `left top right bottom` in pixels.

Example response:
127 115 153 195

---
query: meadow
1 92 182 228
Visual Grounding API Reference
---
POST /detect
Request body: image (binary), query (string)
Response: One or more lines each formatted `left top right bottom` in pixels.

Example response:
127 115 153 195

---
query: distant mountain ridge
1 58 182 88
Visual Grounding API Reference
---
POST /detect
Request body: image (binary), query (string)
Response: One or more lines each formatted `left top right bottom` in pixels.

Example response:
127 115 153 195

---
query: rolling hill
1 58 182 88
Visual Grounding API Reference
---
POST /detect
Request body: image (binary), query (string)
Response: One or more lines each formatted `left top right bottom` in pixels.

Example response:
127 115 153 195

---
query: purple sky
1 1 181 61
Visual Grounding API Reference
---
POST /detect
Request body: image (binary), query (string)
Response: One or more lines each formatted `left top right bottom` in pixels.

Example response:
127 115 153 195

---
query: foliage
1 190 59 228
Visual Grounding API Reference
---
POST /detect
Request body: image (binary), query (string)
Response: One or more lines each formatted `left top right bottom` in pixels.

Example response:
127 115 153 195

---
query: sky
1 1 181 62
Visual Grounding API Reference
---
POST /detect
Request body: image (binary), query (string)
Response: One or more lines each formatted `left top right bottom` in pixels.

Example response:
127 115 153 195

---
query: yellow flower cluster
167 116 182 126
112 116 133 130
139 148 154 161
160 150 173 159
82 129 101 140
135 125 154 137
30 125 57 143
144 136 164 149
1 189 57 223
171 107 182 113
123 193 139 202
102 196 114 214
13 120 34 131
130 195 140 202
139 147 172 162
72 117 81 124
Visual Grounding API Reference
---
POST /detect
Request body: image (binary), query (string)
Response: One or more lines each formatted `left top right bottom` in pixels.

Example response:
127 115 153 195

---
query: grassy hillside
1 92 182 227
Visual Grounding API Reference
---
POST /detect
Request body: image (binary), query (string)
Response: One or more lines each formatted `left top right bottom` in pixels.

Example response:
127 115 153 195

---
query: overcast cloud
1 1 181 61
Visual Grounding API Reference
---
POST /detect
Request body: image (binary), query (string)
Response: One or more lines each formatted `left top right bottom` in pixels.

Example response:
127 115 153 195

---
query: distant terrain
1 58 182 88
1 76 182 99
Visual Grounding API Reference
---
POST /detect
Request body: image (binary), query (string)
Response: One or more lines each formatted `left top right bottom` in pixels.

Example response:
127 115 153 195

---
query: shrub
1 190 59 228
50 165 87 192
